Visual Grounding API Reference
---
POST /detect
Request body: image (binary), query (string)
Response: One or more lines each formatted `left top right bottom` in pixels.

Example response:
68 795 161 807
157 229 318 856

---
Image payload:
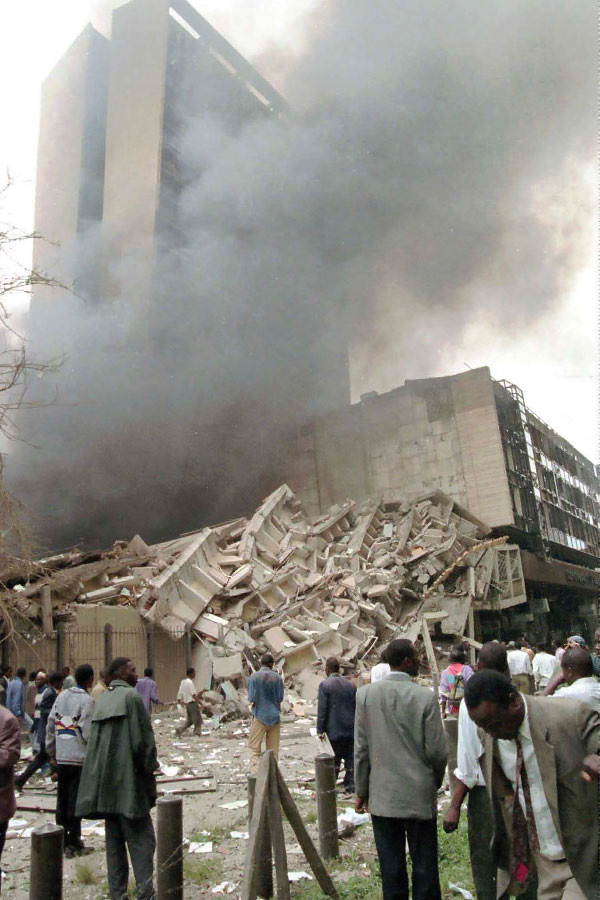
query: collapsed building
288 367 600 643
0 484 526 707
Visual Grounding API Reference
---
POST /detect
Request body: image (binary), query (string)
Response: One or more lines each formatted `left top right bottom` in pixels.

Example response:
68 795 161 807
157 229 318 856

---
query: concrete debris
1 483 506 703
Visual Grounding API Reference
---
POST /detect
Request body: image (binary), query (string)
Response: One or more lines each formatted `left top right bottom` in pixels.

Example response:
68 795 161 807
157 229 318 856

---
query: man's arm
277 675 284 704
45 705 57 759
127 692 158 775
423 694 448 789
444 707 482 831
79 696 94 743
0 715 21 769
354 689 370 811
316 683 328 735
524 654 532 675
542 672 565 696
247 675 256 705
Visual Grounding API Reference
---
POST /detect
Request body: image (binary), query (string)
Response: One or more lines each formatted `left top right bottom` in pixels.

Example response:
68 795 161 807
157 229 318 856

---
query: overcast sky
0 0 596 462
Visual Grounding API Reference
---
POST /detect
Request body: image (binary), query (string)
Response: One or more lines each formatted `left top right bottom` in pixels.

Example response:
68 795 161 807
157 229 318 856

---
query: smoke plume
7 0 596 551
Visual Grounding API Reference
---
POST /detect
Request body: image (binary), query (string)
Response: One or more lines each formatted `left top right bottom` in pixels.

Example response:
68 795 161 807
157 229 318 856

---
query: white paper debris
288 871 312 882
218 800 247 810
211 882 237 895
188 841 213 854
448 885 474 900
230 831 249 840
161 765 180 777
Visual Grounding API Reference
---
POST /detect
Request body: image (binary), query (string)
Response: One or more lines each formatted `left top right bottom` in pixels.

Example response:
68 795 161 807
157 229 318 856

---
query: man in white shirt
443 642 515 900
464 670 598 899
175 668 202 736
553 648 600 713
506 641 532 694
532 644 558 692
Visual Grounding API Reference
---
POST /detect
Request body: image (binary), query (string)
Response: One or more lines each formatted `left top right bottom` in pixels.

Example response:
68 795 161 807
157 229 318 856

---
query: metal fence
4 624 190 702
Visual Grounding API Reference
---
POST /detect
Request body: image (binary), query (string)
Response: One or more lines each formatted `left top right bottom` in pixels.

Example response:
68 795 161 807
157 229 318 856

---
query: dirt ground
3 707 473 899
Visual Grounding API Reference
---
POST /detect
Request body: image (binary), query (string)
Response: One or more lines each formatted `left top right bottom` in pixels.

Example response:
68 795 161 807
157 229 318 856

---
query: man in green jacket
76 657 158 900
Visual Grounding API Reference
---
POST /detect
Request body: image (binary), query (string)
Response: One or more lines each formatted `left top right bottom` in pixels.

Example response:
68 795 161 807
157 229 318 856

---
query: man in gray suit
465 670 598 900
355 638 447 900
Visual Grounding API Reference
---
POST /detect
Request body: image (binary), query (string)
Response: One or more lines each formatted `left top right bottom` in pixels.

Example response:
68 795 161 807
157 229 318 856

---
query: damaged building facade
289 367 599 642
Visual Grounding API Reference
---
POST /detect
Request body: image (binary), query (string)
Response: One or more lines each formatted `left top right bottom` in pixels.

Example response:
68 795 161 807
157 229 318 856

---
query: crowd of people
0 627 596 900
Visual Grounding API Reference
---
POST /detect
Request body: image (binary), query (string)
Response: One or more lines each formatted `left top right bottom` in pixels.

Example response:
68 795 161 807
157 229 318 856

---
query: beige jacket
478 696 599 899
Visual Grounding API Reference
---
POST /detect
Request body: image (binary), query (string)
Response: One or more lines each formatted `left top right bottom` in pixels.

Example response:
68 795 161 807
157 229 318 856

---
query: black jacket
317 674 357 741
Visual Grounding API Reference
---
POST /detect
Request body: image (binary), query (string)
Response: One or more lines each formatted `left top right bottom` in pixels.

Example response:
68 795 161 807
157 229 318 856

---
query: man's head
100 669 111 686
61 666 70 678
3 666 13 679
108 657 137 686
566 635 586 650
144 667 153 678
535 643 549 654
16 667 26 681
449 645 466 664
561 647 593 685
507 641 516 651
325 657 340 676
477 641 509 676
48 671 64 689
29 671 37 683
260 654 274 669
75 664 94 690
514 639 523 650
464 670 525 739
186 667 195 678
385 639 419 677
35 671 47 687
594 629 600 656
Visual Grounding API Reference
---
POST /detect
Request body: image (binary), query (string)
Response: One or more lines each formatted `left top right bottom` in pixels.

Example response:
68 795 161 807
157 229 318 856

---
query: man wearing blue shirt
247 654 284 772
6 669 27 722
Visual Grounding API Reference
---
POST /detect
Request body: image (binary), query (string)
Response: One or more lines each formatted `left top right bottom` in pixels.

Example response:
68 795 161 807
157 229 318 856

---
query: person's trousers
466 786 496 900
329 737 354 792
371 814 442 900
533 854 585 900
16 744 50 787
248 718 280 773
0 819 7 864
176 701 202 735
56 764 83 849
105 813 156 900
512 674 531 695
443 717 459 796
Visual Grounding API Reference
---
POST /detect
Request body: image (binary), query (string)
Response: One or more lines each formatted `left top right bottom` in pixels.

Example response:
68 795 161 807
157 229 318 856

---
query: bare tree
0 177 64 574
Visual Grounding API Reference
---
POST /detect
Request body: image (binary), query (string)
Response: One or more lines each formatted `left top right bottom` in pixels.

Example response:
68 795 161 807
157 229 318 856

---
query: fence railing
3 623 190 702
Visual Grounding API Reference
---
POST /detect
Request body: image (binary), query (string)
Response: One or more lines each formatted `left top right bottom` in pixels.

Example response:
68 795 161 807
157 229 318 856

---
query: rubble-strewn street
6 705 474 900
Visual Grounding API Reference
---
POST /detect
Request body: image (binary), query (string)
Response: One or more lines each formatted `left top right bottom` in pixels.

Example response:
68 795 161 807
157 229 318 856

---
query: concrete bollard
29 823 63 900
315 753 339 860
156 796 183 900
247 774 273 898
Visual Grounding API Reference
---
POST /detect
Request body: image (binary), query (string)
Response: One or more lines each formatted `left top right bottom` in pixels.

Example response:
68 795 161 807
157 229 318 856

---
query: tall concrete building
33 0 287 311
290 367 599 638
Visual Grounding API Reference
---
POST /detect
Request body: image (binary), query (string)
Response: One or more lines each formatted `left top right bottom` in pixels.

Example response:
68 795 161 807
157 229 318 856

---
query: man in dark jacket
15 671 63 789
76 657 158 900
317 657 357 793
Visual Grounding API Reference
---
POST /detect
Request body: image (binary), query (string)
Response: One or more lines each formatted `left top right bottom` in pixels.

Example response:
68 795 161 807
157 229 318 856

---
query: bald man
553 648 600 713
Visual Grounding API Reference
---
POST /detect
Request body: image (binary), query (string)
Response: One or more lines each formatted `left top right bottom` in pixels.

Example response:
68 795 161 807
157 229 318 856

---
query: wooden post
275 763 339 899
466 566 477 666
421 620 439 696
315 754 338 859
104 623 113 669
29 823 63 900
156 796 183 900
241 752 271 900
247 774 273 899
267 755 290 900
146 622 155 672
56 621 67 672
40 585 54 637
184 623 192 672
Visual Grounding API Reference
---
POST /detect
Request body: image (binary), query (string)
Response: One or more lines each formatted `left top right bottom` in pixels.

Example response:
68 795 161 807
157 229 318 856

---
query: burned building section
288 367 600 642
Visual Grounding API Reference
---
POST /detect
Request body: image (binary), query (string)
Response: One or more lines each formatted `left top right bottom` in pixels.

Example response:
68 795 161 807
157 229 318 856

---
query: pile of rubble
1 484 511 710
140 485 496 702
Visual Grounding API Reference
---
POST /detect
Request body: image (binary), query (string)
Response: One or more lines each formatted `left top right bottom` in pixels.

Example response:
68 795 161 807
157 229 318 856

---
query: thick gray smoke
8 0 595 551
